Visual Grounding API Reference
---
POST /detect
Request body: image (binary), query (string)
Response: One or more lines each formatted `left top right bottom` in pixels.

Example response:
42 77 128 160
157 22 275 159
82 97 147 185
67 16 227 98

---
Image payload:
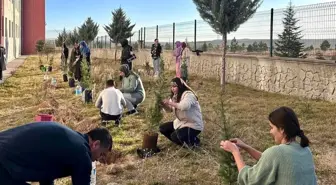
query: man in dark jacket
0 122 113 185
150 39 162 76
120 39 133 70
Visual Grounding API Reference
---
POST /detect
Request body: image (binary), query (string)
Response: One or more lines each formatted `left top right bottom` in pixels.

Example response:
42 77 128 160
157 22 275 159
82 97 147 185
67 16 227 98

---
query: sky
46 0 336 40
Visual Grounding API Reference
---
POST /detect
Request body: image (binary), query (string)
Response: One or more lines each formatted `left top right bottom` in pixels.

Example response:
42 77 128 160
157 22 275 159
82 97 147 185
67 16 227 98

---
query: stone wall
91 48 336 102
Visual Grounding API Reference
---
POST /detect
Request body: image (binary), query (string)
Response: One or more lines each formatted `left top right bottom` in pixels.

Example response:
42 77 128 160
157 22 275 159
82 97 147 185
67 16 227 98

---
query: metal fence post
194 19 197 50
105 35 107 48
144 27 146 48
270 8 274 57
156 25 158 39
140 27 143 49
173 22 175 50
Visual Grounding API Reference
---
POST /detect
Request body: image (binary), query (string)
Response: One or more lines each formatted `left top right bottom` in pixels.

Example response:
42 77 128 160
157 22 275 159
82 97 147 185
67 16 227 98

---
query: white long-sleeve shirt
95 87 126 115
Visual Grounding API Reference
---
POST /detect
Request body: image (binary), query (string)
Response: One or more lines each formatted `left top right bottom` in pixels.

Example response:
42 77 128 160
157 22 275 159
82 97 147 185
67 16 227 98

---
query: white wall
4 0 21 62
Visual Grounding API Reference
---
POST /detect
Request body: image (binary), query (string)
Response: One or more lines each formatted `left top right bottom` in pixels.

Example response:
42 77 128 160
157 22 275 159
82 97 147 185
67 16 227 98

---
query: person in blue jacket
0 121 113 185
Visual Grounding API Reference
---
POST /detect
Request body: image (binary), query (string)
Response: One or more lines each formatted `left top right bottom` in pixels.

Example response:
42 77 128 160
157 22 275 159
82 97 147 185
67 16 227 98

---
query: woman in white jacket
160 77 203 147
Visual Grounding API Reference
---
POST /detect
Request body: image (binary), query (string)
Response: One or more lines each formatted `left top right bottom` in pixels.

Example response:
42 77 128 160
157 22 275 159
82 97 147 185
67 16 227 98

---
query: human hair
154 39 158 42
106 79 115 87
182 42 187 48
87 127 113 151
268 106 310 147
170 77 197 102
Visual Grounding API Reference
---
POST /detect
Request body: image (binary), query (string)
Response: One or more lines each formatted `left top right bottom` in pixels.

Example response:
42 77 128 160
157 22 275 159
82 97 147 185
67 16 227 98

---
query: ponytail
298 130 310 147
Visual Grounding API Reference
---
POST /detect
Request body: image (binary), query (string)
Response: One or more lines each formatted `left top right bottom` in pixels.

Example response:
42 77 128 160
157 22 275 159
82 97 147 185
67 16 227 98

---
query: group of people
0 38 318 184
61 40 91 81
150 39 190 82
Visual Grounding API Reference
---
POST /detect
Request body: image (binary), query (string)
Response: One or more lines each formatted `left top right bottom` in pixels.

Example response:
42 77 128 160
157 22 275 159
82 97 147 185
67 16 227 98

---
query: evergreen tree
202 42 208 51
208 42 214 50
55 28 68 47
217 92 238 184
78 17 99 43
164 43 172 50
320 40 330 51
274 2 304 58
104 7 136 61
192 0 262 89
230 37 238 53
247 44 253 52
68 28 80 45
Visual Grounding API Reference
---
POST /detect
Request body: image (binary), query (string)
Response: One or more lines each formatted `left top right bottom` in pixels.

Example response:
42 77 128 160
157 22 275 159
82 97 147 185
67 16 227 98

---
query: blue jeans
152 57 160 75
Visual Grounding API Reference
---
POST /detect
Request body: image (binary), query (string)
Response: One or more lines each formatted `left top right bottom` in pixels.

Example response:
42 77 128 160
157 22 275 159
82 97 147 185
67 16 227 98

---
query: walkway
0 56 27 84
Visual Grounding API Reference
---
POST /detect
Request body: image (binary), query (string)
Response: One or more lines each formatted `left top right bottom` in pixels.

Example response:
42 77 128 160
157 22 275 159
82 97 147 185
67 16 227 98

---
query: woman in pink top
173 41 182 77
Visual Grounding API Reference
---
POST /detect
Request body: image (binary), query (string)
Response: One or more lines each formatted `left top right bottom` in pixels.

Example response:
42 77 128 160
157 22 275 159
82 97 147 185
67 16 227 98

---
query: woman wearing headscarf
160 77 203 147
119 64 146 115
79 41 91 67
173 41 182 78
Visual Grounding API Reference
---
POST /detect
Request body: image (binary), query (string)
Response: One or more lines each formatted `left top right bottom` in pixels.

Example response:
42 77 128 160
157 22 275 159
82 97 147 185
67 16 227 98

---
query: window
9 20 11 37
12 21 14 38
5 17 7 37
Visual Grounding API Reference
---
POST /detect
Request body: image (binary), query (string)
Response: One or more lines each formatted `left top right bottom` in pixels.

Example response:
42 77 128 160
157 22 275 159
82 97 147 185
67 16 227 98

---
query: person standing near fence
0 46 6 82
173 41 182 78
151 39 162 77
121 39 134 70
61 43 69 73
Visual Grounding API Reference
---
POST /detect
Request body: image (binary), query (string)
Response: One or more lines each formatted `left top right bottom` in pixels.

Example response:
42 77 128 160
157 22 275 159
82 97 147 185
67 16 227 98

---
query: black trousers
159 121 201 147
100 111 121 125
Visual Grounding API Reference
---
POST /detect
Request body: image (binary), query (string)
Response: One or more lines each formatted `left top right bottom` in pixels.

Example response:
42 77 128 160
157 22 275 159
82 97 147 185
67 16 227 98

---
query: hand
229 138 248 149
162 99 170 105
220 140 239 153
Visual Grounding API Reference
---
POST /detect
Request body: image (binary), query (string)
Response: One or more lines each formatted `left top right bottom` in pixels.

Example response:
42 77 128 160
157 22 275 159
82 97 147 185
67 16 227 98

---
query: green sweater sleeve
238 146 281 185
121 75 138 93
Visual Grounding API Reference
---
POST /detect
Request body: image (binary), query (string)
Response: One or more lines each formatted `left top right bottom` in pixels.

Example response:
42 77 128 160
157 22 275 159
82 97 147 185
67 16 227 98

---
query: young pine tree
274 2 304 58
217 92 238 185
146 57 168 134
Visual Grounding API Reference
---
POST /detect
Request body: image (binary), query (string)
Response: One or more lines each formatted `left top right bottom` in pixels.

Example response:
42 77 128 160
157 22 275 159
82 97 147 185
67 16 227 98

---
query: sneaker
125 109 138 116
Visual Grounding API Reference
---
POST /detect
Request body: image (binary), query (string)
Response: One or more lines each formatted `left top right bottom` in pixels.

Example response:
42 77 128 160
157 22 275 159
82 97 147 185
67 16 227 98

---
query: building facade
0 0 45 63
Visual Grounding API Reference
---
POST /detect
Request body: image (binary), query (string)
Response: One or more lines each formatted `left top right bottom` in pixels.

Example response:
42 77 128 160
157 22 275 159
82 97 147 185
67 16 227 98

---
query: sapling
217 91 238 185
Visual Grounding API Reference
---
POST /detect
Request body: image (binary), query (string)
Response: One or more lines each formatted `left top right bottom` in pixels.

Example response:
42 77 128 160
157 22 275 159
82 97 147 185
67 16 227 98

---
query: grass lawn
0 56 335 185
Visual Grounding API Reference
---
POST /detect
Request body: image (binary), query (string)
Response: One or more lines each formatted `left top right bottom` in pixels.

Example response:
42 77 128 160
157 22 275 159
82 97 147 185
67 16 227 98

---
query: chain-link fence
48 1 336 59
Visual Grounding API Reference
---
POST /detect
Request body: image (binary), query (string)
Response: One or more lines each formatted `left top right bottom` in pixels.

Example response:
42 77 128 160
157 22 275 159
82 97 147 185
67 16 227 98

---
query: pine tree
146 57 168 134
68 28 80 45
230 37 238 53
192 0 262 89
320 40 330 51
274 2 304 58
217 91 238 185
78 17 99 43
104 8 135 61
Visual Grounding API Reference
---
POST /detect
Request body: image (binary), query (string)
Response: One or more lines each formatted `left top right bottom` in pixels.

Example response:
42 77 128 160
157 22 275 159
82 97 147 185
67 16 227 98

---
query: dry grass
0 56 335 185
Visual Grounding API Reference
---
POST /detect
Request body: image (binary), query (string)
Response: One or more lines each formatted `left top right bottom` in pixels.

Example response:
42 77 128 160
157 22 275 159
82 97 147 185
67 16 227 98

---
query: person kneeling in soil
0 122 113 185
119 64 146 115
160 77 203 147
95 79 126 126
220 106 317 185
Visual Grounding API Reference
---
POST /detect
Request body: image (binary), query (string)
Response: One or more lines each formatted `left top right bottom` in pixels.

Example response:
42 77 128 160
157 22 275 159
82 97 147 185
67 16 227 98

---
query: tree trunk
221 33 227 90
114 43 118 63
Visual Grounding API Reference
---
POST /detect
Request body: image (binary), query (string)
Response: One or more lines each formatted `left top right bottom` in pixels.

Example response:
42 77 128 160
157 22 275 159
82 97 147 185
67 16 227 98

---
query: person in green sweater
220 106 317 185
119 64 146 115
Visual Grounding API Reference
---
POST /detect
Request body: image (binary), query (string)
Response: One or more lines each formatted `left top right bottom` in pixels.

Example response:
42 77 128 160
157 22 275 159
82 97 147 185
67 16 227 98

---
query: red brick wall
21 0 45 55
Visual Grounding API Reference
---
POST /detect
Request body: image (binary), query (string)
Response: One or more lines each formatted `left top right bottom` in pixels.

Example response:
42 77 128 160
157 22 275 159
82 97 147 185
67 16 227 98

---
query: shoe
125 109 138 116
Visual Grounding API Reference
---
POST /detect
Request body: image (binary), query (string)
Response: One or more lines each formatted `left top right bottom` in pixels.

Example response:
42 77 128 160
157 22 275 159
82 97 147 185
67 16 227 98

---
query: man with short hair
95 79 126 126
0 122 113 185
150 38 162 76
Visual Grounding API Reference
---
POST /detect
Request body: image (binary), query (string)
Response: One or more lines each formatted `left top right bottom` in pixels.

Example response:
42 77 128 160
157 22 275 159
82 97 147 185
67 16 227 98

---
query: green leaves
78 17 99 43
192 0 262 34
104 8 136 45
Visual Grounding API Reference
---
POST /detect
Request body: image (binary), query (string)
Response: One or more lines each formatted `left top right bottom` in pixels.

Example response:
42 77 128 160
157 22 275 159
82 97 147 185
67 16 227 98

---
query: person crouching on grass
95 79 126 127
0 121 113 185
220 106 317 185
160 77 204 148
